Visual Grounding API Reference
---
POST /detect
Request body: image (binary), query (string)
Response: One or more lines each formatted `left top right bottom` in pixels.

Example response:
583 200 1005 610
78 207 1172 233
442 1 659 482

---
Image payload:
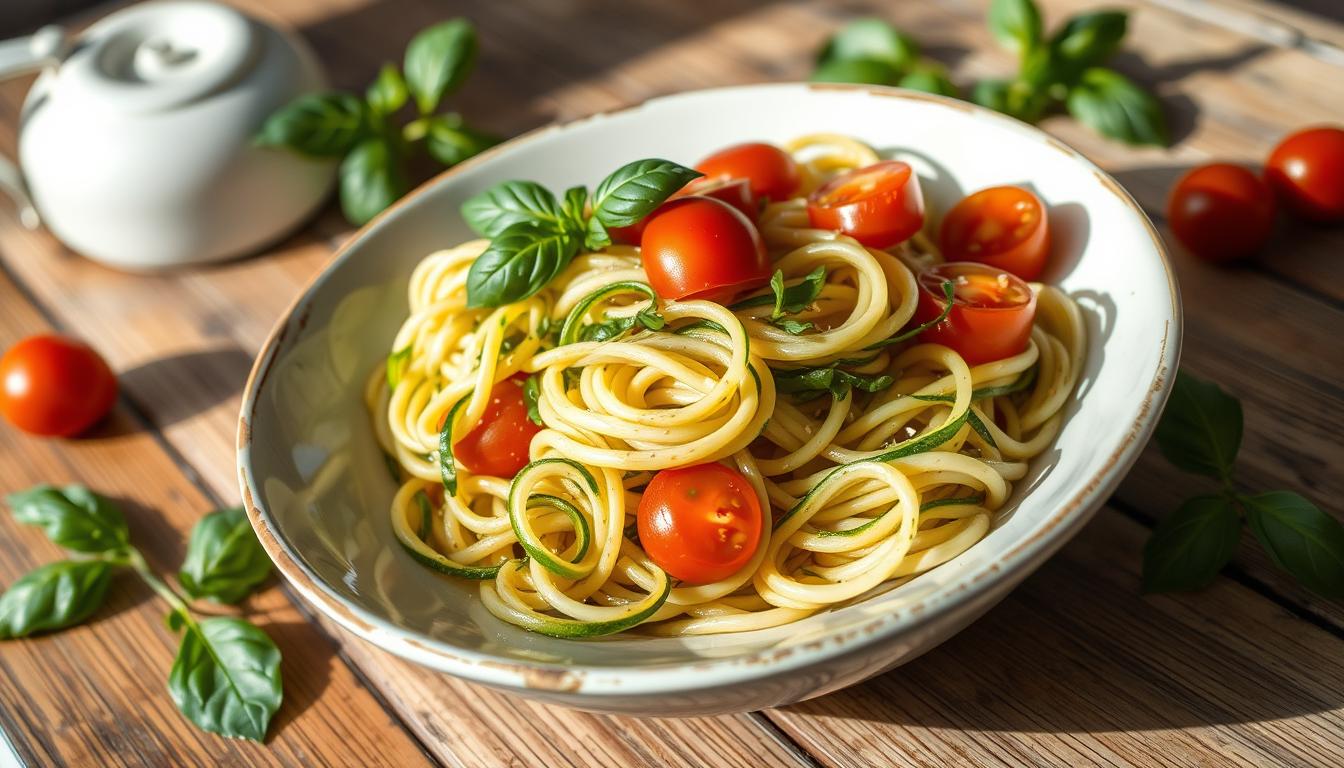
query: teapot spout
0 25 69 81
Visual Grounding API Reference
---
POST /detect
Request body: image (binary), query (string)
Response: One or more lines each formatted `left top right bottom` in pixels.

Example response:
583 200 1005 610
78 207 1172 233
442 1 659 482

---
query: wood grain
0 0 1342 765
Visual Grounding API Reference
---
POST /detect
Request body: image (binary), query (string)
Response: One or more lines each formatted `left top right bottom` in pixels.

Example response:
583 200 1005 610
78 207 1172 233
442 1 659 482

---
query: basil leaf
1008 46 1063 122
178 508 272 605
424 115 496 167
864 280 954 350
0 560 114 639
365 63 408 116
899 66 960 98
465 221 580 308
584 216 613 251
461 181 565 238
386 347 411 390
988 0 1043 57
772 318 814 335
580 316 636 343
811 57 900 86
339 137 407 225
773 364 894 400
523 374 543 426
255 92 367 157
816 18 919 71
1142 495 1241 593
971 79 1012 113
1244 492 1344 598
168 616 282 742
1051 11 1128 75
561 186 589 229
590 159 701 228
636 305 666 331
735 267 826 317
1066 67 1168 147
7 485 129 554
1153 370 1241 482
403 18 476 115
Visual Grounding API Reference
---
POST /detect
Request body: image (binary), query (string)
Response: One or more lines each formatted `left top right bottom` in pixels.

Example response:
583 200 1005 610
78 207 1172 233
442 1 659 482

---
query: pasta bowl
237 83 1179 715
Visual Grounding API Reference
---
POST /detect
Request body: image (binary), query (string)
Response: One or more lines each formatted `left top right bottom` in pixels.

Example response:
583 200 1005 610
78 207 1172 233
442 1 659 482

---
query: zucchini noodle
367 136 1086 639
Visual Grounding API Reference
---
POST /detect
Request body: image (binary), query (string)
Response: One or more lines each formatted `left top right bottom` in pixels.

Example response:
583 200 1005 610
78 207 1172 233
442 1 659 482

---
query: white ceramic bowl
238 83 1180 715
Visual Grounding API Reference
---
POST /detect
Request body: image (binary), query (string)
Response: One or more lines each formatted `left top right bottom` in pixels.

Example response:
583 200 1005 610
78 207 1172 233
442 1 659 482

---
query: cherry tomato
940 185 1051 280
453 376 542 478
806 161 925 248
913 263 1037 366
695 142 800 202
637 462 763 584
1167 163 1275 263
640 196 770 303
1265 126 1344 222
0 334 117 437
607 177 758 245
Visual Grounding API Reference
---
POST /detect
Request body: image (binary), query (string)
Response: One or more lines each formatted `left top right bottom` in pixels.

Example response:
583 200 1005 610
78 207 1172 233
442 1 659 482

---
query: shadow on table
261 620 338 738
118 347 254 429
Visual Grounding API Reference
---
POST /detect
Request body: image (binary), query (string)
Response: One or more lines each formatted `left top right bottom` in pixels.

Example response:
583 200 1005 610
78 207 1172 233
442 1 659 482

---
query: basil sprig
772 362 894 401
733 267 826 335
812 1 1166 146
463 159 701 308
258 19 495 225
1142 372 1343 596
1 486 282 741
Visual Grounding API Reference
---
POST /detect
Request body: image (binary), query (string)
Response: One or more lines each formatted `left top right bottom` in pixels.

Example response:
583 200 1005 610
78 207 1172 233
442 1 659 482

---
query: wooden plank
0 270 433 767
767 509 1344 768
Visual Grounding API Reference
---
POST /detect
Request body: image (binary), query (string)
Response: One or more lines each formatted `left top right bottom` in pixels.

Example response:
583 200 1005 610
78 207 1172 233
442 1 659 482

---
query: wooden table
1 0 1342 765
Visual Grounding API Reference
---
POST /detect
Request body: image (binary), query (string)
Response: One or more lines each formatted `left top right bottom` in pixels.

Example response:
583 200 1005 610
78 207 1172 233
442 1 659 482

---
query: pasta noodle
367 134 1086 638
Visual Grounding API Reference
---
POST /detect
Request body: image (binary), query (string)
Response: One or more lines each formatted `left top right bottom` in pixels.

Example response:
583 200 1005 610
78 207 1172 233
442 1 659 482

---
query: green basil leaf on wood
168 616 282 742
366 63 408 116
1051 11 1128 74
1244 492 1344 598
424 115 496 167
0 560 114 639
898 66 960 98
816 18 919 72
811 57 900 86
339 137 407 225
1066 67 1168 147
1153 370 1241 482
590 159 702 228
465 221 580 308
403 18 476 115
178 508 272 605
971 79 1013 113
254 92 368 157
1141 495 1241 593
461 181 566 238
7 485 130 553
988 0 1044 58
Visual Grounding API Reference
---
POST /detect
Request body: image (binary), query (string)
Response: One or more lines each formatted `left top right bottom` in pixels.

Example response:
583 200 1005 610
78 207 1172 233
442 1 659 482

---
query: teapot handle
0 25 67 229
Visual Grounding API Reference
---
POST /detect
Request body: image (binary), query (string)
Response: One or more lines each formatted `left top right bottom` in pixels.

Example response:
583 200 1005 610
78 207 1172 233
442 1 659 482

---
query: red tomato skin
1167 163 1275 263
695 142 801 202
1266 126 1344 222
914 264 1037 366
607 177 758 245
636 463 764 584
452 376 542 478
640 196 770 303
940 185 1052 281
0 334 117 437
806 161 926 248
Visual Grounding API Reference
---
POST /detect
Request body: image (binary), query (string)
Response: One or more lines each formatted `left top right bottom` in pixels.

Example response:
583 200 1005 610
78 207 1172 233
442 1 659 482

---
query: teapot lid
53 1 262 114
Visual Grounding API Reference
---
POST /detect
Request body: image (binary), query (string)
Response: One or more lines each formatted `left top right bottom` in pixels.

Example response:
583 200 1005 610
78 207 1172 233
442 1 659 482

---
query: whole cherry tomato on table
912 262 1037 366
1167 163 1275 263
940 185 1051 281
452 375 542 478
637 462 764 584
695 142 801 202
0 334 117 437
640 196 770 303
806 161 925 248
1265 126 1344 222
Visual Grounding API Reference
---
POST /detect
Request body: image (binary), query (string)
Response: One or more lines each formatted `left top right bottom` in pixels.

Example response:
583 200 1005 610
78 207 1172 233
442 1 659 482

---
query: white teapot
0 1 335 270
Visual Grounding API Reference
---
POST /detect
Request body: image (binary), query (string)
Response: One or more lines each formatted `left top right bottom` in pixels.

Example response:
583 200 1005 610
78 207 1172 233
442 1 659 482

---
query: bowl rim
237 82 1182 697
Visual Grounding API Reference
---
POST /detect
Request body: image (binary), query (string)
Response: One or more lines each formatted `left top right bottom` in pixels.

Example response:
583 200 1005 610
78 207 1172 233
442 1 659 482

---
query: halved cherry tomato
607 177 758 245
695 142 800 202
1266 126 1344 222
913 263 1037 366
453 376 542 478
806 161 925 248
1167 163 1275 263
637 462 763 584
940 185 1051 281
0 334 117 437
640 196 770 303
